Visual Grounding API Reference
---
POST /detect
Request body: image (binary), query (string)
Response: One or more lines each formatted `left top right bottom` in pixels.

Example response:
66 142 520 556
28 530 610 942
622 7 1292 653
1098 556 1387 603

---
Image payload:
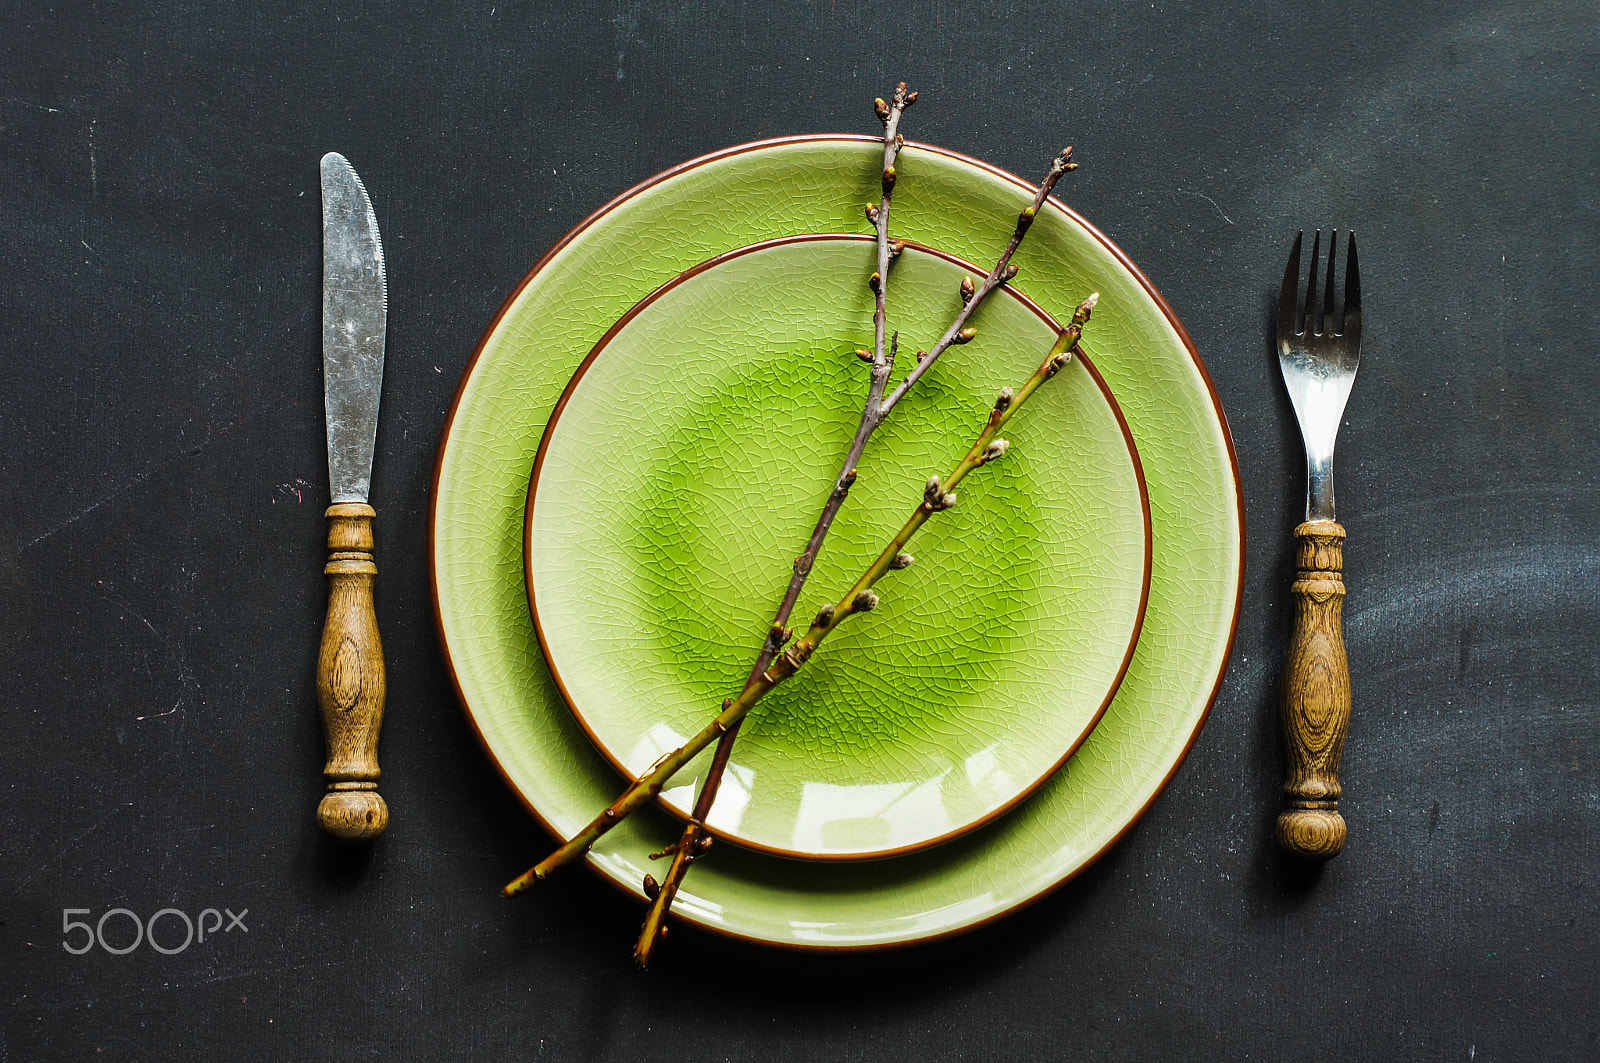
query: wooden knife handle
316 502 389 842
1276 519 1349 859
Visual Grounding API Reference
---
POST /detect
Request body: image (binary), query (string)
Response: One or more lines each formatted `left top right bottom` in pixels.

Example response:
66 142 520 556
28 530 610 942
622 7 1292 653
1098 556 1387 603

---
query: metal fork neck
1306 460 1336 522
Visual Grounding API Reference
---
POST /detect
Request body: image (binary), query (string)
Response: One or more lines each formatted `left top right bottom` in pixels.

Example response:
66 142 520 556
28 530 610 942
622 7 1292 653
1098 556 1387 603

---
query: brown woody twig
636 83 919 966
502 85 1087 969
632 97 1082 968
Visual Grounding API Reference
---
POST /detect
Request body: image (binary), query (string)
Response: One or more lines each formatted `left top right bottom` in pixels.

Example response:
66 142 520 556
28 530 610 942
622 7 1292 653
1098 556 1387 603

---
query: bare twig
869 82 917 379
501 294 1099 906
879 144 1077 417
501 87 1087 968
633 84 917 965
628 140 1082 964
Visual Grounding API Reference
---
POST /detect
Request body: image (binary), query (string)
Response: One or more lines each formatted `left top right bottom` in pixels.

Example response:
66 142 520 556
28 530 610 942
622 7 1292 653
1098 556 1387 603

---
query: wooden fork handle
316 502 389 842
1276 519 1349 859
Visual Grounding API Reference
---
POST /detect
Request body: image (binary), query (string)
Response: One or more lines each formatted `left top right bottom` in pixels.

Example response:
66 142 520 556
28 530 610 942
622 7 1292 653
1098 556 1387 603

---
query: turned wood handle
316 502 389 842
1276 519 1349 859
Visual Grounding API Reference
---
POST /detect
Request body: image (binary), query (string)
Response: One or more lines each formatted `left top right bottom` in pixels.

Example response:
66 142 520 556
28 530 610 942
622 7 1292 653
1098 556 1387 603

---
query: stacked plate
430 137 1243 949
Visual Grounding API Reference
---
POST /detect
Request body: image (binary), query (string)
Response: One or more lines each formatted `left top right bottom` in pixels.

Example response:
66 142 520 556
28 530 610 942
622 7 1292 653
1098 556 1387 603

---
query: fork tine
1305 229 1322 337
1342 232 1361 337
1279 231 1303 336
1322 229 1339 337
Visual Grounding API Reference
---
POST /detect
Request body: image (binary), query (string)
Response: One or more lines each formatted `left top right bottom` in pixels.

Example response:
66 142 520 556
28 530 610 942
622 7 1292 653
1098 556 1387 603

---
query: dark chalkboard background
3 2 1597 1059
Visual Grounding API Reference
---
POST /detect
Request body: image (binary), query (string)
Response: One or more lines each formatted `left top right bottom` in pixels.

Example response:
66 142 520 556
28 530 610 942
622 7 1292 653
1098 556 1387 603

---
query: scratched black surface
3 1 1597 1060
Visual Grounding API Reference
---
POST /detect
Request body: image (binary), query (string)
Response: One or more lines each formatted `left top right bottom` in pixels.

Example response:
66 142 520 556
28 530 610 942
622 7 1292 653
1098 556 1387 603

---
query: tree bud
853 590 880 613
890 553 915 570
954 327 978 344
982 439 1011 464
814 603 836 627
960 276 976 304
995 386 1014 412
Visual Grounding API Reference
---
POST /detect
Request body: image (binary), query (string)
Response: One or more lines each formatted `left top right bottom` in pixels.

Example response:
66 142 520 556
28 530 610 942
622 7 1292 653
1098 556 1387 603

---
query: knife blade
315 152 389 842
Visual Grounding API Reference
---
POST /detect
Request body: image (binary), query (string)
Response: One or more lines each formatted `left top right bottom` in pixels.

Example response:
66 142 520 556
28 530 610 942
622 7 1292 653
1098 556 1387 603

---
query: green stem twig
501 294 1097 903
879 144 1077 418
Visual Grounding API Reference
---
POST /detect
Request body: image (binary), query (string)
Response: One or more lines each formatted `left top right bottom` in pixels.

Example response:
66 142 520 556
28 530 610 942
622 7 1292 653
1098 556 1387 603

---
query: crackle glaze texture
526 235 1149 860
432 138 1242 947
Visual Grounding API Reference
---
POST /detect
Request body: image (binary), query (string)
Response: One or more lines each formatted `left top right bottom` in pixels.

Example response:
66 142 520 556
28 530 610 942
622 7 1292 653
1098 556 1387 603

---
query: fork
1275 230 1361 860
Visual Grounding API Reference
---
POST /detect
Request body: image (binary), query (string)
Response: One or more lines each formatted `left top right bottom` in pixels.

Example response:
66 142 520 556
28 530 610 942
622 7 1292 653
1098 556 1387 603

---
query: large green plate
430 136 1243 948
526 233 1151 861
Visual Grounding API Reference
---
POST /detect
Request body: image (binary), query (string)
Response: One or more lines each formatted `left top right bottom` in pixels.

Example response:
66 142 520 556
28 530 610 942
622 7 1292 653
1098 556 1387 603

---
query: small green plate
525 234 1150 861
431 136 1242 949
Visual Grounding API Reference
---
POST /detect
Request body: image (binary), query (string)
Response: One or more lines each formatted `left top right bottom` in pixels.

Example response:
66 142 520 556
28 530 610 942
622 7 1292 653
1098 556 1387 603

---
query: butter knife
315 152 389 841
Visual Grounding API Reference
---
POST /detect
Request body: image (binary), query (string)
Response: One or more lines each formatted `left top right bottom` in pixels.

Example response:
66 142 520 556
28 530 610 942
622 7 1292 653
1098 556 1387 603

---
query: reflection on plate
431 136 1241 948
526 234 1150 861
